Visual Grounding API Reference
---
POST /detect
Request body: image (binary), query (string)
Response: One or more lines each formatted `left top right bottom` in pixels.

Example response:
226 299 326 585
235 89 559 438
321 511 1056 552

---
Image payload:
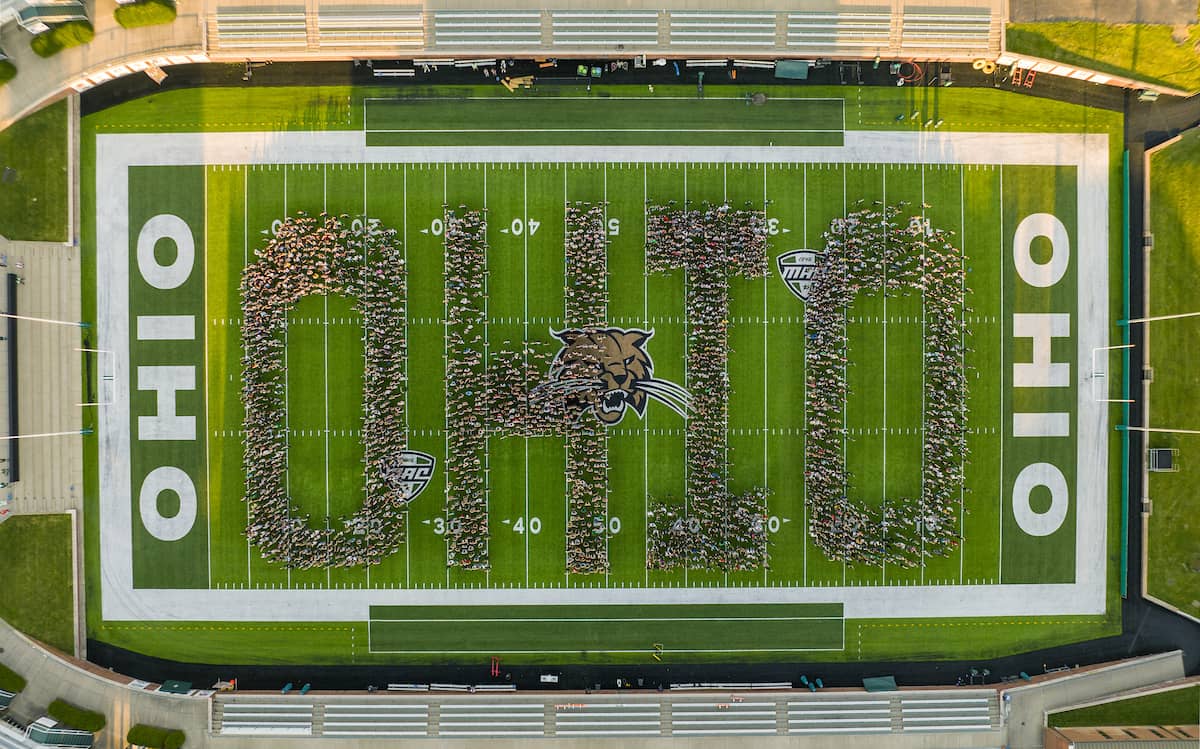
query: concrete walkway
0 619 210 749
1000 649 1187 749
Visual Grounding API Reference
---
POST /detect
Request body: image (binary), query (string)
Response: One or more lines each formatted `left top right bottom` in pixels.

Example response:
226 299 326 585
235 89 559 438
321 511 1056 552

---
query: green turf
86 83 1120 136
1048 684 1200 727
176 159 1049 591
0 663 27 693
1146 129 1200 618
369 603 844 653
364 97 844 146
80 84 1126 665
0 515 75 654
1007 23 1200 93
0 99 68 242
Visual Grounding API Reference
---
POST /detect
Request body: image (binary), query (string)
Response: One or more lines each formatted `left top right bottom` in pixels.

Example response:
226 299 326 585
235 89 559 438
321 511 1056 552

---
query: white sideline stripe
96 130 1108 623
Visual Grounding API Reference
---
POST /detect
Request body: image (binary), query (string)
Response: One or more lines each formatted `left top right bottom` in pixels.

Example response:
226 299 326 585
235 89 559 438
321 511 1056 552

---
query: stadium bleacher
213 9 307 49
433 11 541 48
553 703 661 737
667 12 777 47
316 11 423 48
550 11 660 48
212 689 1000 739
217 702 314 735
322 702 429 737
437 702 545 737
786 10 893 51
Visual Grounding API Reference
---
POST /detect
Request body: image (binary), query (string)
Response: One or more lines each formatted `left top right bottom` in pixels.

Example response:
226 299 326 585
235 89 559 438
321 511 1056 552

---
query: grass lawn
1007 23 1200 93
1146 128 1200 618
0 99 69 242
1049 684 1200 726
0 514 74 653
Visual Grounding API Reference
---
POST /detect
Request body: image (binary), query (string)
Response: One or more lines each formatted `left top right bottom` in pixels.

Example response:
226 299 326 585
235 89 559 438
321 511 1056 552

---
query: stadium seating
786 10 893 51
316 11 423 48
550 11 659 48
218 702 314 735
437 702 545 737
433 11 541 48
321 703 428 737
899 695 993 731
667 12 777 47
553 703 661 737
213 9 307 49
670 701 778 735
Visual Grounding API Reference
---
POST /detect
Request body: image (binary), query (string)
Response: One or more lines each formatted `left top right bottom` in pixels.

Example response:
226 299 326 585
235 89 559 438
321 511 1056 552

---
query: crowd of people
561 204 612 575
804 204 970 568
240 212 409 569
444 208 490 570
643 202 771 572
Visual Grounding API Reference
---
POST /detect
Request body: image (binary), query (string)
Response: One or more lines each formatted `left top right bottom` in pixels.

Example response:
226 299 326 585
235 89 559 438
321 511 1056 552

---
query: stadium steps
310 703 324 736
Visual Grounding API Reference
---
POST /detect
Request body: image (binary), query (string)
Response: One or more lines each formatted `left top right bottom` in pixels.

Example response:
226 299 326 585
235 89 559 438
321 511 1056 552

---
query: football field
88 89 1117 662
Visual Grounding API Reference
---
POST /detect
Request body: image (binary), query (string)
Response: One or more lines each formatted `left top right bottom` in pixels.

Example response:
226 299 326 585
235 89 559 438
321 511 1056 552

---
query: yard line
802 163 808 586
841 164 847 587
762 164 769 586
643 164 649 587
958 165 967 584
603 161 610 587
324 163 331 590
443 165 450 586
563 166 569 589
245 166 252 588
523 163 530 588
997 166 1004 582
284 166 291 589
370 165 379 590
204 166 212 589
683 163 689 586
919 164 927 586
483 164 490 589
881 166 888 587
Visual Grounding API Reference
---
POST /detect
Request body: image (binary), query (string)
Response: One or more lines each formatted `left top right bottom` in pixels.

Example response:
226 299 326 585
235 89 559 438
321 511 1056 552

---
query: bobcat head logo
536 327 693 425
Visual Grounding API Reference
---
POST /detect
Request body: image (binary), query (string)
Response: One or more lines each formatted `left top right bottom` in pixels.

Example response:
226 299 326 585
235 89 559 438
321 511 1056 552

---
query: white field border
97 130 1109 622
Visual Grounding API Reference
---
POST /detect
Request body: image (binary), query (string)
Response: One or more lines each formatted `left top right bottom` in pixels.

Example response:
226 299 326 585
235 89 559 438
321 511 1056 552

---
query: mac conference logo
777 249 825 303
380 450 436 503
